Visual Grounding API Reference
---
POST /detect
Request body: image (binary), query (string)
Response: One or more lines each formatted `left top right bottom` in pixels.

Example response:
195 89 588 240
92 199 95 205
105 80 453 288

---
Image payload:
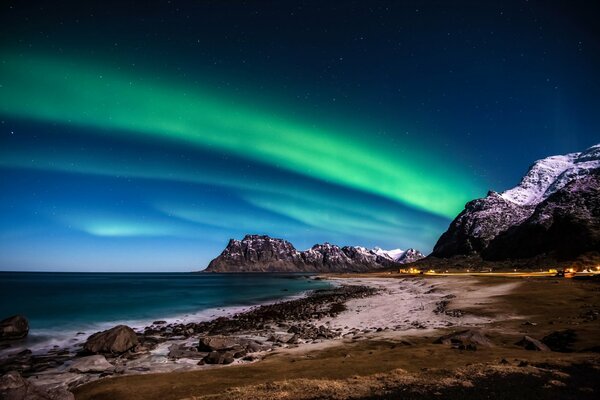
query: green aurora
0 53 482 219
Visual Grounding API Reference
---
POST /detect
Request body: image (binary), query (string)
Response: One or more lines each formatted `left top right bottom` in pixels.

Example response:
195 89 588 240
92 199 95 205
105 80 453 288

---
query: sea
0 272 331 354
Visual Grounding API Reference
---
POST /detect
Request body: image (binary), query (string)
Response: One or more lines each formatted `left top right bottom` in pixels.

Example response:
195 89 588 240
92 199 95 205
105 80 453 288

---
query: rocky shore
66 274 600 400
0 284 379 397
4 275 596 400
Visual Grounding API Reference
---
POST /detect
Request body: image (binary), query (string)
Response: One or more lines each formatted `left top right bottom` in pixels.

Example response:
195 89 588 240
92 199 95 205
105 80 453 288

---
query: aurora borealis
1 1 599 271
0 53 479 218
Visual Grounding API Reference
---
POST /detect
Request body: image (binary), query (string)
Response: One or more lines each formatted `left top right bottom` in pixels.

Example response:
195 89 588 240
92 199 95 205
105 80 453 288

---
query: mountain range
204 235 424 272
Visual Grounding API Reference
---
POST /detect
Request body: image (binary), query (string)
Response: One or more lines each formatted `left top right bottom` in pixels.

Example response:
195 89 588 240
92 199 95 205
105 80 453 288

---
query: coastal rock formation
0 315 29 340
202 351 235 365
69 355 114 373
205 235 423 272
83 325 139 354
432 144 600 260
198 336 253 352
0 371 74 400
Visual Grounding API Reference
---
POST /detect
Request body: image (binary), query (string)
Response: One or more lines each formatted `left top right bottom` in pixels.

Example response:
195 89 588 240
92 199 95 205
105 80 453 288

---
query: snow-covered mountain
373 247 404 260
501 144 600 205
397 248 426 263
205 235 423 272
373 247 425 263
432 144 600 260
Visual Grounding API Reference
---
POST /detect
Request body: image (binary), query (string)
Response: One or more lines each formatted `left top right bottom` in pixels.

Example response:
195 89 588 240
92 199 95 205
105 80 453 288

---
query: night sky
1 1 599 271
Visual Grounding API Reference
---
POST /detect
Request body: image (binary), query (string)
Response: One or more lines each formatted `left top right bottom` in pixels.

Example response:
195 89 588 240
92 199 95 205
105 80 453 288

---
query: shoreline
73 274 600 400
0 279 373 390
6 273 600 400
0 275 332 357
1 275 519 394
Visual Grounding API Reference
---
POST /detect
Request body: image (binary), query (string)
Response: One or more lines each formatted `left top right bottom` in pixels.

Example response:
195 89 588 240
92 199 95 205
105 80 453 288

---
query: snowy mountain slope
433 143 600 260
501 144 600 206
485 169 600 260
373 247 405 261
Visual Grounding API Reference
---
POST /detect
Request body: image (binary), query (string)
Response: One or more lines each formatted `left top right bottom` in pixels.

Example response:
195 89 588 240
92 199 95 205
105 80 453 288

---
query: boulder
515 336 550 351
0 371 74 400
167 343 206 360
198 336 247 352
287 325 301 334
542 330 577 352
202 351 235 365
0 316 29 340
84 325 139 354
267 333 294 343
69 355 114 373
434 329 492 350
245 341 269 353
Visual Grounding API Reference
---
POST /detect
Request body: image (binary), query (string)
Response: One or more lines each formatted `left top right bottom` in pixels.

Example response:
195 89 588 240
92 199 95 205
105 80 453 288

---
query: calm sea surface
0 272 330 352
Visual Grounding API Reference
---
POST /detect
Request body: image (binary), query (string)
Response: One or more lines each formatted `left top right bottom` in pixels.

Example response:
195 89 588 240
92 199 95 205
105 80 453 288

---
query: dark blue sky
1 1 599 271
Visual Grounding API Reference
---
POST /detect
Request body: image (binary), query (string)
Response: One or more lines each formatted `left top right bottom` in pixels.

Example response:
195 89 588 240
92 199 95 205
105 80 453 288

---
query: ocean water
0 272 331 352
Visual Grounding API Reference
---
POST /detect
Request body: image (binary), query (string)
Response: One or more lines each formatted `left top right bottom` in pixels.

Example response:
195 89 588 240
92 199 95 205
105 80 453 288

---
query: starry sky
1 1 599 271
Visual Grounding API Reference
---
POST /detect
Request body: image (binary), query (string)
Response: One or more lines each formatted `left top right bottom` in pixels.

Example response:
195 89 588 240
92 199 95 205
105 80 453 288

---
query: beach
72 273 600 400
5 273 598 399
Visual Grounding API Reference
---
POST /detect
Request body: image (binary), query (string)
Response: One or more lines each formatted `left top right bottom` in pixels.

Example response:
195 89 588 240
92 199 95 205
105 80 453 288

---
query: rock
245 341 269 353
433 329 492 350
0 371 28 394
202 351 235 365
69 355 114 373
267 333 294 343
287 325 301 334
46 388 75 400
287 334 300 344
0 316 29 340
152 320 167 325
83 325 139 354
232 349 247 358
198 336 247 352
221 352 235 364
0 371 74 400
515 336 550 351
167 344 206 360
202 351 220 364
542 329 577 352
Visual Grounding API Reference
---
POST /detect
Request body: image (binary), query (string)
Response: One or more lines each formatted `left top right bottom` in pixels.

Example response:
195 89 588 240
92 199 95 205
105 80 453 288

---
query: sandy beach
72 274 600 400
2 274 599 399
